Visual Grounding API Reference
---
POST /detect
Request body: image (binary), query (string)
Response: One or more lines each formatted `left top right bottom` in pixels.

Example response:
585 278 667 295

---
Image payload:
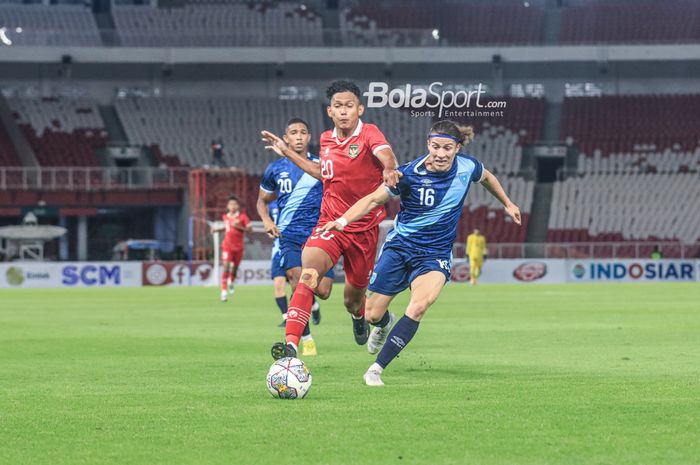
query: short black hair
326 80 362 103
286 117 310 133
228 194 240 203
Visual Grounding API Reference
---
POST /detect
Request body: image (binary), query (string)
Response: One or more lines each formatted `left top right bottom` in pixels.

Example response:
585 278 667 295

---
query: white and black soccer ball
266 357 312 399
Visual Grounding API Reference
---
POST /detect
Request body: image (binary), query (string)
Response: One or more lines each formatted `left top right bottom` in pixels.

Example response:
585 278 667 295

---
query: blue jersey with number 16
385 153 484 256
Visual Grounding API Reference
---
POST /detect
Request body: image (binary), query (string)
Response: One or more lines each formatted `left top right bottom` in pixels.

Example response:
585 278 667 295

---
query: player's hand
319 221 344 232
261 130 289 157
383 168 402 188
505 203 522 225
263 219 280 238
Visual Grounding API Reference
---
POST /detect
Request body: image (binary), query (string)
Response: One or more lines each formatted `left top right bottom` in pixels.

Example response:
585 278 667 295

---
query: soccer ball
266 357 312 399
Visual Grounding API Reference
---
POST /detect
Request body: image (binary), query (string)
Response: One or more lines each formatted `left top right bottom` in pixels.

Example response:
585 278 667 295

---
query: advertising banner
450 259 568 284
567 260 698 282
0 262 142 288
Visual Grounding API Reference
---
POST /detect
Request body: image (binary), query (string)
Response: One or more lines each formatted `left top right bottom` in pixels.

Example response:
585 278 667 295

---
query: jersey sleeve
386 165 410 198
240 214 251 227
260 164 277 193
466 155 485 183
365 124 392 156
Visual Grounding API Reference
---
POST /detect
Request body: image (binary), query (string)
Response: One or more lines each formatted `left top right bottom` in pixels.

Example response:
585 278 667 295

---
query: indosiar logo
583 261 695 281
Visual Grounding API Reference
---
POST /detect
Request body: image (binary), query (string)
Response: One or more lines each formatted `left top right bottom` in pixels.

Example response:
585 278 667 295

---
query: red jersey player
212 195 252 302
261 80 401 359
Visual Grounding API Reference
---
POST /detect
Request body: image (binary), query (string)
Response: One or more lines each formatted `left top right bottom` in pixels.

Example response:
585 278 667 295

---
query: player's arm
256 189 280 238
480 169 522 225
374 147 402 188
319 184 391 232
260 130 321 180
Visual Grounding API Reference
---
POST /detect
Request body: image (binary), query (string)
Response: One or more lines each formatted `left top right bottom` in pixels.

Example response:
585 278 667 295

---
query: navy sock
275 296 288 315
375 315 419 369
373 311 391 328
303 322 311 337
312 296 317 307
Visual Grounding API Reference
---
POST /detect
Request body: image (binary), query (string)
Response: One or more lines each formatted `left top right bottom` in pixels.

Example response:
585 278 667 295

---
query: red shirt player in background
261 80 401 359
212 195 252 302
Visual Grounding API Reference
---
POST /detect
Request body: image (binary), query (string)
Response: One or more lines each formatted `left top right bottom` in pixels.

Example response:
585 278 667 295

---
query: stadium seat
9 97 108 167
0 4 101 46
548 173 700 245
114 97 323 173
112 3 323 47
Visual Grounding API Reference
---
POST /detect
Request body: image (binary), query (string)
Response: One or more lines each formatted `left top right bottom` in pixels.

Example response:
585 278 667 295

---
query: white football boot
363 364 385 387
367 312 396 354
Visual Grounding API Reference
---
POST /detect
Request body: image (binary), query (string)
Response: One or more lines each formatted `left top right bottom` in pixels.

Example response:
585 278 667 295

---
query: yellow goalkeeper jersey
466 233 487 258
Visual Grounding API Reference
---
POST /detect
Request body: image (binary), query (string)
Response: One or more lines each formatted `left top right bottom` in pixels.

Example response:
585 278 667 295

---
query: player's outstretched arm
320 185 391 232
256 189 280 238
374 147 402 188
480 169 522 225
260 130 322 180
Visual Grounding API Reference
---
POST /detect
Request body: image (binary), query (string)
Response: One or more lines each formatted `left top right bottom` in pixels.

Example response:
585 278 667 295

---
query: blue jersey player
268 202 288 327
320 120 521 385
256 118 334 356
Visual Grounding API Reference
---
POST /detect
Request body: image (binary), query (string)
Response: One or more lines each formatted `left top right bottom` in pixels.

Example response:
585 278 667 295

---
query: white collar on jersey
413 154 430 175
331 119 363 146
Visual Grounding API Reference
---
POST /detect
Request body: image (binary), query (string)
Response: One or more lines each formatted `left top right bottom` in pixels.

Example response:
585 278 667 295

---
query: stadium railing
0 167 189 191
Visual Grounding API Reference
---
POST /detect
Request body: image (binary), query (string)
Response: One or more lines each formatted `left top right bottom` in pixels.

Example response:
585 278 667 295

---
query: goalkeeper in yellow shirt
466 228 487 285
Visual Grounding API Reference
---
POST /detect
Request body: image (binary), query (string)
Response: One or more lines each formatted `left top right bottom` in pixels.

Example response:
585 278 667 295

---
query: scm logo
62 265 121 286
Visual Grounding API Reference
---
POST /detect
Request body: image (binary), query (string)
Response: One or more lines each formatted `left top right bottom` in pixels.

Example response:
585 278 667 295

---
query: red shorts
304 226 379 289
221 247 243 267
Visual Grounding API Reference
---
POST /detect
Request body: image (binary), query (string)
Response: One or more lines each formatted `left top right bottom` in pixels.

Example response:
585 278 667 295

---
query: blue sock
275 296 288 315
373 311 391 328
303 322 311 337
376 315 419 369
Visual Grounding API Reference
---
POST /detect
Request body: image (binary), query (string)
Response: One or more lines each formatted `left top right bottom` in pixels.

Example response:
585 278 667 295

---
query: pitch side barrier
1 260 697 288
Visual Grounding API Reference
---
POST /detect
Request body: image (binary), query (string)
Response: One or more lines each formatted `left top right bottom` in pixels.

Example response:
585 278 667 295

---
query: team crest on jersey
348 144 360 159
458 172 469 185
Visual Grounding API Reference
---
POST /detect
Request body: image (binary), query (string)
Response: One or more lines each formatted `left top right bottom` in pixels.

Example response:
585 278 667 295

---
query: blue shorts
368 244 451 296
271 251 286 279
280 236 335 279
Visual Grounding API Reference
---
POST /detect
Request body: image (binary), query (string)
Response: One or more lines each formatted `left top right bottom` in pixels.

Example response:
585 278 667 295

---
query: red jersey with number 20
318 120 391 232
222 212 250 250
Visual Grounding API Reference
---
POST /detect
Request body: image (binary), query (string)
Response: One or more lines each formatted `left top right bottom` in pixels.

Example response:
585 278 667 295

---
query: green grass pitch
1 283 699 465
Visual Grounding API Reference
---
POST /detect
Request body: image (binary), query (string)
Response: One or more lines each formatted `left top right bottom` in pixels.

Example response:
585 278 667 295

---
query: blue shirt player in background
320 120 521 385
257 118 334 356
268 201 289 328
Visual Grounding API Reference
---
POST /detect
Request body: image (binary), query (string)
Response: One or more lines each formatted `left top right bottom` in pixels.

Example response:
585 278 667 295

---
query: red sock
221 271 230 291
286 283 314 347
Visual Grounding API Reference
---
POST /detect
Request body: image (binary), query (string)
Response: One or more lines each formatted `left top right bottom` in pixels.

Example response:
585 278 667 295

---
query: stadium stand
562 95 700 156
560 0 700 44
9 97 108 167
562 95 700 174
0 120 21 166
112 3 323 47
460 176 534 245
340 0 543 46
114 97 323 173
548 173 700 245
0 4 101 46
